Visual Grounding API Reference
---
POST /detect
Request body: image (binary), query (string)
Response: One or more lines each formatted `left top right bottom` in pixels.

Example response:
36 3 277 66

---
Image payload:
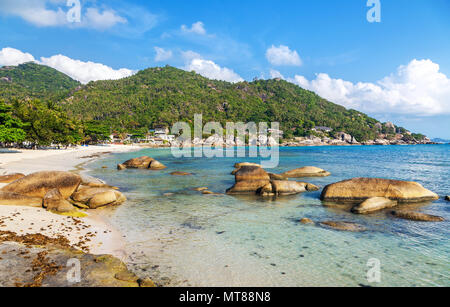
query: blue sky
0 0 449 138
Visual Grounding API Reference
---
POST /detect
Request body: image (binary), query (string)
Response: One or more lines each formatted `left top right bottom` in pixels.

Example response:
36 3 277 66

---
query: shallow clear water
87 145 450 287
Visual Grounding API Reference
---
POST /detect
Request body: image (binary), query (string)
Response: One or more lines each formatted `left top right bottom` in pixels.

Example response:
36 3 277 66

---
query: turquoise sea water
87 145 449 287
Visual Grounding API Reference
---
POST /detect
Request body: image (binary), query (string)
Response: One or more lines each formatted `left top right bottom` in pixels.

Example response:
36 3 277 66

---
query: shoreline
0 144 140 260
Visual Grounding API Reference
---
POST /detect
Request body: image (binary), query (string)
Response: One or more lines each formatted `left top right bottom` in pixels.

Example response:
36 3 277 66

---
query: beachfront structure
313 126 333 133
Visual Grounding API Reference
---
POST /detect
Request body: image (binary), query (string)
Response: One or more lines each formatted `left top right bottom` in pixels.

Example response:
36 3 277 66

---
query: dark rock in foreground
321 178 439 203
445 196 450 201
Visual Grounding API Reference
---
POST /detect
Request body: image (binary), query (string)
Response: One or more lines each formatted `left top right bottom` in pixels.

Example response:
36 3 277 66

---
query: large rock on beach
43 189 75 213
71 187 126 209
320 221 366 232
1 171 81 199
320 178 439 203
0 191 42 207
0 173 25 183
282 167 331 178
351 197 397 214
235 166 270 182
390 211 445 222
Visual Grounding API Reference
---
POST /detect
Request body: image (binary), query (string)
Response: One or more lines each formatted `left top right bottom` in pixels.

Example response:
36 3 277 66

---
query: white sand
0 144 140 258
0 145 139 175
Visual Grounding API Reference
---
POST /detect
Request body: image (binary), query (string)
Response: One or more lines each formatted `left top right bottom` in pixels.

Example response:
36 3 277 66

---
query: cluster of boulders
318 177 444 222
117 156 166 170
0 171 126 213
226 163 322 196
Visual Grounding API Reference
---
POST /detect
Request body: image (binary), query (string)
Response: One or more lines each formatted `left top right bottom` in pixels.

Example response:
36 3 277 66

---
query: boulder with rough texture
1 171 81 199
0 191 42 207
321 178 439 203
259 181 307 196
391 211 444 222
71 187 126 209
351 197 398 214
43 189 75 213
282 166 331 178
235 166 270 182
303 183 320 191
80 175 108 188
123 156 154 169
320 221 366 232
226 180 270 195
0 173 25 184
234 162 261 169
268 173 285 180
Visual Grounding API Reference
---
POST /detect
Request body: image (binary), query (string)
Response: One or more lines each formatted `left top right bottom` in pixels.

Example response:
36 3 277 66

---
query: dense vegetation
63 66 382 141
0 62 81 100
0 63 427 145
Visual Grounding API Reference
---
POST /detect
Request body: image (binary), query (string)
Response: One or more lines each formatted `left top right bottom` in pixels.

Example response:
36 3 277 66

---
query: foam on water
88 145 450 286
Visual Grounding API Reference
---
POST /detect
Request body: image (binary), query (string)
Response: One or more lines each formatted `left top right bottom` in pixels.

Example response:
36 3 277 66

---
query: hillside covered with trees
0 63 428 145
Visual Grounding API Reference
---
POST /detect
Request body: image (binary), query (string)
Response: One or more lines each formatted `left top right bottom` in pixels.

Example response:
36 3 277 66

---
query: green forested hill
0 62 81 100
62 66 381 141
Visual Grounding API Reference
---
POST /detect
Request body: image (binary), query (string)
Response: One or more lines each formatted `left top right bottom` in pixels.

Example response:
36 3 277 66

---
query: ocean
87 145 450 287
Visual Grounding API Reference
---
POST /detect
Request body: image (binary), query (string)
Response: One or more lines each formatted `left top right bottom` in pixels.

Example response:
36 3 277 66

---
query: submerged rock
320 221 366 232
43 189 75 213
170 172 192 176
390 211 445 222
1 171 81 199
300 218 314 225
351 197 397 214
117 164 126 171
0 191 42 207
282 166 331 178
321 178 439 203
0 173 25 184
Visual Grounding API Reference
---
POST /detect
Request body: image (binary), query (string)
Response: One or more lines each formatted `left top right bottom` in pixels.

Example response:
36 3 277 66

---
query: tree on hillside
0 101 26 144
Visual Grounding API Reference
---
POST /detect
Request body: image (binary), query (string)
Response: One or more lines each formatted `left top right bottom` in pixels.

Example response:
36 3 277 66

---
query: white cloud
270 69 284 79
266 45 302 67
290 59 450 116
0 47 35 66
154 47 173 62
82 8 127 30
40 54 135 84
183 54 243 83
181 21 206 35
0 0 127 30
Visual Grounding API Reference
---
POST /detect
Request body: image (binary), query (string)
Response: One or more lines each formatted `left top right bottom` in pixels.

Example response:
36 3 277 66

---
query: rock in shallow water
260 181 307 196
390 211 444 222
351 197 397 214
170 172 192 176
321 178 439 203
282 166 331 178
1 171 81 199
445 196 450 201
71 187 126 209
320 221 367 232
300 218 314 225
235 166 270 182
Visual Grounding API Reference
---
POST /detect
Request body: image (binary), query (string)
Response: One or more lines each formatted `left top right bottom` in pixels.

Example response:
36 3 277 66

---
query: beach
0 145 140 259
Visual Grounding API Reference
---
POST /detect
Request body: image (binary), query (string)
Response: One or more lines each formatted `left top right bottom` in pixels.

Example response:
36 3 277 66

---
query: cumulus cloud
181 21 206 35
0 47 35 66
290 59 450 116
270 69 284 79
182 52 243 83
40 54 135 84
154 47 173 62
0 0 127 30
266 45 302 66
